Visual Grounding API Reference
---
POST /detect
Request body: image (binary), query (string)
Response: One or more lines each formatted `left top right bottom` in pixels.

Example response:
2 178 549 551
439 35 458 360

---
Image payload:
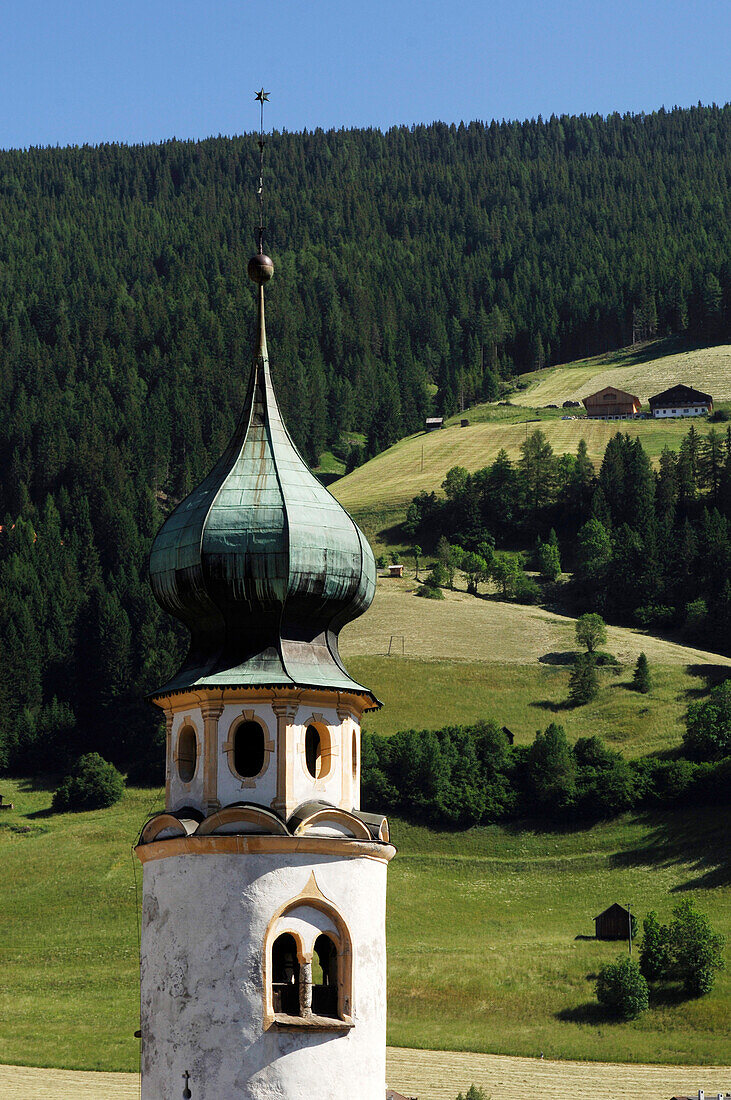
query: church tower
135 104 394 1100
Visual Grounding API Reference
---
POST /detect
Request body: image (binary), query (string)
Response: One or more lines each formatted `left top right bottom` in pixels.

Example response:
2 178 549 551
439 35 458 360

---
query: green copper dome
148 255 377 703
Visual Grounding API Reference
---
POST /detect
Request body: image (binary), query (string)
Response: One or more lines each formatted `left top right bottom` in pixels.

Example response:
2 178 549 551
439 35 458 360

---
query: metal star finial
255 89 270 104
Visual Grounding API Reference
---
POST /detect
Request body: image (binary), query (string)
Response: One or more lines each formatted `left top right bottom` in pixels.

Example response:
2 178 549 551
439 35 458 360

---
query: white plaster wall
291 704 344 808
140 850 389 1100
217 702 278 809
168 711 204 813
653 407 707 417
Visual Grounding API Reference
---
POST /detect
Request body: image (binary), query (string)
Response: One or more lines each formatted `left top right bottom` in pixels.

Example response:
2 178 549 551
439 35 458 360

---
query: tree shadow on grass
649 984 688 1008
538 651 577 666
682 664 730 700
15 775 59 793
555 1002 613 1024
609 807 731 891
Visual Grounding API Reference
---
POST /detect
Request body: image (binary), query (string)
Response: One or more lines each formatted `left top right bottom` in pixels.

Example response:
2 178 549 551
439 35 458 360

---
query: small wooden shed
595 902 632 940
387 563 404 577
425 417 444 432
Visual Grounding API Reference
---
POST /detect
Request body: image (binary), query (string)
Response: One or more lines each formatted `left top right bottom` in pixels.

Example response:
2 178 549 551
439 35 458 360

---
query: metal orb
248 253 274 284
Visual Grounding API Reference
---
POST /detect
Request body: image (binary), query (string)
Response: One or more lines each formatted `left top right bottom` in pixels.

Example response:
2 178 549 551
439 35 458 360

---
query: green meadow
0 781 728 1070
0 580 729 1071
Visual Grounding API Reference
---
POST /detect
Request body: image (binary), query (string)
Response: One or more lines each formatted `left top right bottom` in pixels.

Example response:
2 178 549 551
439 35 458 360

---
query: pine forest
1 104 730 778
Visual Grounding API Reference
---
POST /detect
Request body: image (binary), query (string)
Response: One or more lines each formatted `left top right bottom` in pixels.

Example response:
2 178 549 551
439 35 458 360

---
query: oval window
305 725 321 778
177 725 197 782
234 720 265 778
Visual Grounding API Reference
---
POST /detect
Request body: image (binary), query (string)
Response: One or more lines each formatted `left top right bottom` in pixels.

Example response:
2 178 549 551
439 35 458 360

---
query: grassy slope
511 341 731 408
0 781 728 1070
342 578 731 755
387 811 730 1064
330 342 730 547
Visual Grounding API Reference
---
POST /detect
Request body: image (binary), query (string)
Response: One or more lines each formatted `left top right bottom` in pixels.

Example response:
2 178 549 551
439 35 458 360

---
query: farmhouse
649 384 713 418
595 902 632 940
582 386 641 419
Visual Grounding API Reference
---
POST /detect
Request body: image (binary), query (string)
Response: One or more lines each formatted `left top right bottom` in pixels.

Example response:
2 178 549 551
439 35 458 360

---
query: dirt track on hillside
2 1050 729 1100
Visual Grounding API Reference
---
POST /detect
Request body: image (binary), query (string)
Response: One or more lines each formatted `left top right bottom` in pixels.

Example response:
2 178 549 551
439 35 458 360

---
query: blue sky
1 0 729 148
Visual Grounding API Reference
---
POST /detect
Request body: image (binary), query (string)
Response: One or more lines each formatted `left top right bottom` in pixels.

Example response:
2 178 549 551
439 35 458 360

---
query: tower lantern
135 93 394 1100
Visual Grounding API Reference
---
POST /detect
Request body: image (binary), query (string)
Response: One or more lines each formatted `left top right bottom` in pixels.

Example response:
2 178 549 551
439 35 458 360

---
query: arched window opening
272 933 300 1017
177 725 197 783
305 725 321 778
352 729 358 779
234 720 265 778
312 934 338 1018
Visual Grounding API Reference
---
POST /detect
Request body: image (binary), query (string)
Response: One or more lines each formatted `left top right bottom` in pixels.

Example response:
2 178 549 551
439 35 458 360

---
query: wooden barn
649 384 713 418
425 417 444 431
595 902 632 940
582 386 641 419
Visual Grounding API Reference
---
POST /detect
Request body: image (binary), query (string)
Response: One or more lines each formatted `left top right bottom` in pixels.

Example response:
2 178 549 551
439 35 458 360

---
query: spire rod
254 88 270 254
248 90 274 355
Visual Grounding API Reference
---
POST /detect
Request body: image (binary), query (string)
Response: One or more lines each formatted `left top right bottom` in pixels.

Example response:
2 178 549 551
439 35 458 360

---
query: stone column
299 960 313 1018
200 697 224 815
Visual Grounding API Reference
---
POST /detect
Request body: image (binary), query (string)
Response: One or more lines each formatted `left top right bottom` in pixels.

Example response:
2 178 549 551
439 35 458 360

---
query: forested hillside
0 105 729 777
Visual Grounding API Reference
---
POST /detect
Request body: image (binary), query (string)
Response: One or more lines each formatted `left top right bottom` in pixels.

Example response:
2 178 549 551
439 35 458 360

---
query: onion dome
148 252 377 703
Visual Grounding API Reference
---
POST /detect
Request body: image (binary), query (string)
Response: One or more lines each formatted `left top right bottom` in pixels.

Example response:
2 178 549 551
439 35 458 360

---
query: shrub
683 679 731 761
537 539 561 581
513 572 541 604
669 899 725 997
456 1089 488 1100
638 901 725 997
424 562 448 588
52 753 125 812
574 736 635 818
684 598 708 641
568 653 598 705
416 584 445 600
527 722 577 817
632 652 651 693
595 957 649 1019
633 604 675 628
640 911 672 982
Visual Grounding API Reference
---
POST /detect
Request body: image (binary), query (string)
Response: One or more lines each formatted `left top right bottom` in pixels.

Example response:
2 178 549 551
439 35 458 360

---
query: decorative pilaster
337 703 358 811
272 699 299 818
201 697 225 815
163 707 174 811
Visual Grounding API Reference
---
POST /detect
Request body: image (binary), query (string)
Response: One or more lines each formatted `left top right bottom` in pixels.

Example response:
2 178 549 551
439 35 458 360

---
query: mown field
343 578 731 755
5 1049 731 1100
511 340 731 408
330 341 730 548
